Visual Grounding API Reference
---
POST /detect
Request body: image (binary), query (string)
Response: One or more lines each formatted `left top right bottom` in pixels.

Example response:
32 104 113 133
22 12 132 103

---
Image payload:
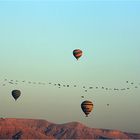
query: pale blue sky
0 0 140 133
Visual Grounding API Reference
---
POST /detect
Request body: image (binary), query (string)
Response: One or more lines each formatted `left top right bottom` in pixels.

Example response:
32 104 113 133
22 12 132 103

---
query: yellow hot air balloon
81 100 93 117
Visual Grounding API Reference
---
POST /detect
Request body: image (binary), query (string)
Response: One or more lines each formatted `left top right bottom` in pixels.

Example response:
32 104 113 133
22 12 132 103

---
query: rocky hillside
0 118 140 139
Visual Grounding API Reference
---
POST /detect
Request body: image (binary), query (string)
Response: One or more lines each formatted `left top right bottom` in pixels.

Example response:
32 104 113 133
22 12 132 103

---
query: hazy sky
0 0 140 133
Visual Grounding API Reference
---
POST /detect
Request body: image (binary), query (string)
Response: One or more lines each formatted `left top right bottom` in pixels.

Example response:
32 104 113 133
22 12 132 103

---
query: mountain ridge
0 118 140 139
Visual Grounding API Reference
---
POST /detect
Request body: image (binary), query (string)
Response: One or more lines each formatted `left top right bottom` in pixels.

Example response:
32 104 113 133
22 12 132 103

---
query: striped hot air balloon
81 100 93 117
73 49 83 60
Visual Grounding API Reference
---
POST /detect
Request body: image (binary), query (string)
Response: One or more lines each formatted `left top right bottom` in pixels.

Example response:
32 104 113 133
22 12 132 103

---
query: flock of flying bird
1 78 139 92
1 49 140 117
1 77 139 91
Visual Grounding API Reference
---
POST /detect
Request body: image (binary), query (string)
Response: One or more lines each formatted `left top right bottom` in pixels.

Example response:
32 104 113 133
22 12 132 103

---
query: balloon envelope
81 100 93 117
12 90 21 101
73 49 82 60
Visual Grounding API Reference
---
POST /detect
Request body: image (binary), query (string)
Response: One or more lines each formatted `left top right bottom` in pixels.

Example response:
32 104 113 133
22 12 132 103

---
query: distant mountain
0 118 140 139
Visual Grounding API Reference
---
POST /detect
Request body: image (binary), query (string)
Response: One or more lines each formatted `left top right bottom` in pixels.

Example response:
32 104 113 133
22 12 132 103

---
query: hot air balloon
11 90 21 101
73 49 83 60
81 100 93 117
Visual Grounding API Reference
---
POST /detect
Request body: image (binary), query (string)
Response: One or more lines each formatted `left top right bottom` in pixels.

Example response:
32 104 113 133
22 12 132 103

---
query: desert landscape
0 118 140 139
